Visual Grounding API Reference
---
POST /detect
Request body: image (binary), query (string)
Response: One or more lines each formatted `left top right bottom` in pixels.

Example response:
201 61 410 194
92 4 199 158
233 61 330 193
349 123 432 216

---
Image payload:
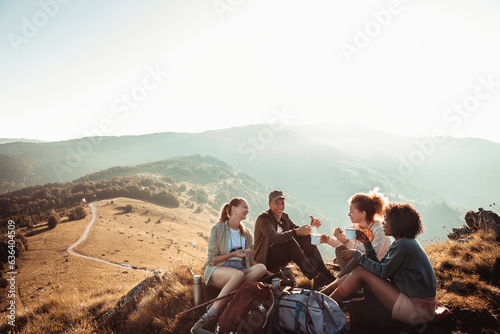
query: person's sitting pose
191 197 267 334
253 190 334 290
321 188 391 278
321 203 439 326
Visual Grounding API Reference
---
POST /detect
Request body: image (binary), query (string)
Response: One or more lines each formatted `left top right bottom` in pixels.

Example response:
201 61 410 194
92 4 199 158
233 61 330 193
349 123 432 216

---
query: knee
335 245 347 256
232 270 245 283
255 263 267 276
350 266 369 278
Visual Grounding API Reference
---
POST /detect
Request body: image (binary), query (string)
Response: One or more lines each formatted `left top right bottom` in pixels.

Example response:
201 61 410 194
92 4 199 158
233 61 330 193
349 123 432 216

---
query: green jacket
203 220 254 285
353 238 437 298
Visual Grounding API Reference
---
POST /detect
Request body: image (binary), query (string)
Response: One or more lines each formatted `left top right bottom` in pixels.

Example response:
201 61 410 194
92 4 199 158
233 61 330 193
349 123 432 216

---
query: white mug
311 233 321 245
345 227 357 240
310 225 317 234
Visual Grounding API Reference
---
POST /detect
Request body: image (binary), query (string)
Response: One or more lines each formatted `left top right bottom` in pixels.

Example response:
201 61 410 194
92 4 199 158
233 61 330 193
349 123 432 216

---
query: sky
1 0 500 143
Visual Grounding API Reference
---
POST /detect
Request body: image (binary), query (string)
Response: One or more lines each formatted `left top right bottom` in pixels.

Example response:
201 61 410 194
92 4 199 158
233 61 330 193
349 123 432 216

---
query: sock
207 307 218 317
331 285 349 302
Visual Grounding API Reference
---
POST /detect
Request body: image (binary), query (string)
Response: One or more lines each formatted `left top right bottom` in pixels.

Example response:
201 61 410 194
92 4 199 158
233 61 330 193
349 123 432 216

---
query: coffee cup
310 225 317 234
345 227 357 240
311 233 321 245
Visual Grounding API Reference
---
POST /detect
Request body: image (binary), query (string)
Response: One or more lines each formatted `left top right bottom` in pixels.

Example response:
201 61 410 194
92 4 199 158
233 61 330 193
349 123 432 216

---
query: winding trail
67 202 156 274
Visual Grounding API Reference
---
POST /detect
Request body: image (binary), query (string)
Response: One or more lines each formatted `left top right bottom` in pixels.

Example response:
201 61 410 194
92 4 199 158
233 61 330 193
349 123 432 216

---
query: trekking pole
176 290 237 317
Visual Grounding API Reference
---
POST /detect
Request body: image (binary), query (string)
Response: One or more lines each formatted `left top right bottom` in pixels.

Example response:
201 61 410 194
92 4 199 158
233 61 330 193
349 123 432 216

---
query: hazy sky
1 0 500 143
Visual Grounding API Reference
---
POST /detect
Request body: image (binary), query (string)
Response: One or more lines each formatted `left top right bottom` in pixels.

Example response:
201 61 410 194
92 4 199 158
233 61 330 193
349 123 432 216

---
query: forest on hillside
0 176 180 233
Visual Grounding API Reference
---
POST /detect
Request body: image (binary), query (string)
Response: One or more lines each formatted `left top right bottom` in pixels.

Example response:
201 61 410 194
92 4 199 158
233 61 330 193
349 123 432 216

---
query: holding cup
311 233 321 245
345 227 357 240
310 225 317 234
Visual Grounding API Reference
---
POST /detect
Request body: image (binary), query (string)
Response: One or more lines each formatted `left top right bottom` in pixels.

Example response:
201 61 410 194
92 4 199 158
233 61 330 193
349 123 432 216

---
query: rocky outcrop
98 273 168 330
448 208 500 241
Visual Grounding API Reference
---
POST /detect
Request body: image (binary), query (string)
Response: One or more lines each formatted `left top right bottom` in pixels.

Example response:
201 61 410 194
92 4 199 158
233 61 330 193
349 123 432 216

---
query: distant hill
0 155 322 241
1 124 498 240
0 138 47 144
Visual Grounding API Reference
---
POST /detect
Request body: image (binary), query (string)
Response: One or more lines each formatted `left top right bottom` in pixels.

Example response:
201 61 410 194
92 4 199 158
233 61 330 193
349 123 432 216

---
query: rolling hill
2 124 499 240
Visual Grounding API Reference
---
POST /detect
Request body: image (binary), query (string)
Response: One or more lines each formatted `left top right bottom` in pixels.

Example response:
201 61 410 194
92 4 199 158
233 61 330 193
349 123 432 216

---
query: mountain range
1 124 499 241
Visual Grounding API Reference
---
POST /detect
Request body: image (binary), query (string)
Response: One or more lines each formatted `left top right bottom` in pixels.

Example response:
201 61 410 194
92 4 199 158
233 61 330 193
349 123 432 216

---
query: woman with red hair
321 188 391 278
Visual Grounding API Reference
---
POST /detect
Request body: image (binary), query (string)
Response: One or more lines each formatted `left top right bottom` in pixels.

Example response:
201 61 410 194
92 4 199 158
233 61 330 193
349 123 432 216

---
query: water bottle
193 275 203 306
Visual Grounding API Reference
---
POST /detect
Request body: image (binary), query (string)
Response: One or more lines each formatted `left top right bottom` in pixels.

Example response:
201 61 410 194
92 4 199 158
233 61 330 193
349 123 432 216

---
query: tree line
0 176 180 233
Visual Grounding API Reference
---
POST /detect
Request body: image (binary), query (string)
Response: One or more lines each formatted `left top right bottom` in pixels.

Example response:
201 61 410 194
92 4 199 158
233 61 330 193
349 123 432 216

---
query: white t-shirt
276 220 283 233
227 228 246 261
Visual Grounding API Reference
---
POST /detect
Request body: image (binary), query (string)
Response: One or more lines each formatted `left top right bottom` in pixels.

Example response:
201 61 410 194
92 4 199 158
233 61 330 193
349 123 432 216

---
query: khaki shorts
392 293 435 325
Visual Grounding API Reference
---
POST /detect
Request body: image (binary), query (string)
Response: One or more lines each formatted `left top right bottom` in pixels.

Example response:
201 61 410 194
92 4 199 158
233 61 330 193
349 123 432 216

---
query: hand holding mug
296 224 311 236
356 230 370 243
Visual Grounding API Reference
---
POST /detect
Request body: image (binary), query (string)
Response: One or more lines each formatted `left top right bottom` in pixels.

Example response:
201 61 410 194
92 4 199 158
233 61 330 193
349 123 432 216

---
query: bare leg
331 267 400 312
241 263 267 283
338 258 360 278
335 245 349 272
211 267 245 311
320 274 348 295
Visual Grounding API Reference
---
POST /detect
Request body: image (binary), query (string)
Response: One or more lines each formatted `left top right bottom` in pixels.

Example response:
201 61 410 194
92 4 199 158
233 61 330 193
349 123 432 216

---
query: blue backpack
268 288 348 334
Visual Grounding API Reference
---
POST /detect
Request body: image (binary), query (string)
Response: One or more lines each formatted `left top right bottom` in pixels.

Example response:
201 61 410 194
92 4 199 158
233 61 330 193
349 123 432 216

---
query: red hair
349 188 388 222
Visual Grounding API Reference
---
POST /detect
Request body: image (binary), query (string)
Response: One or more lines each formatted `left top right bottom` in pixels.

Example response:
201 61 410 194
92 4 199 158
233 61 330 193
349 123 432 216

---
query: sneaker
341 288 365 304
313 272 333 290
191 312 218 334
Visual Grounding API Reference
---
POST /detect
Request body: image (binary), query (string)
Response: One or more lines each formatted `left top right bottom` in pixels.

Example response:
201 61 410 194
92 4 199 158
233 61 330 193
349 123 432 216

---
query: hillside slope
3 220 497 333
1 123 486 240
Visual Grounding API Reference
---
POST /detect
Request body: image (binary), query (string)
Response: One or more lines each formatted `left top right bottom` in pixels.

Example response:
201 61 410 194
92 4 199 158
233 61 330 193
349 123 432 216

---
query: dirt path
67 203 157 274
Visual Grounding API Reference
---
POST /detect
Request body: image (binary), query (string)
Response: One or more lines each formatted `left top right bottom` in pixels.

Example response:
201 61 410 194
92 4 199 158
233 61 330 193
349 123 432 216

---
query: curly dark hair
384 203 424 239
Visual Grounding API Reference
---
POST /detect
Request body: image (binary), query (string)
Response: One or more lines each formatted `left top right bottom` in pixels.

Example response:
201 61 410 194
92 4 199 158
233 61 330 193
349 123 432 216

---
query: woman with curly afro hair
321 203 439 326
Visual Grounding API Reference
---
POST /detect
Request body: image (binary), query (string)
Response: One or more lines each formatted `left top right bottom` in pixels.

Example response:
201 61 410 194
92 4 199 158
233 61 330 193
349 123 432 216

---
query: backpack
215 282 275 334
268 288 348 334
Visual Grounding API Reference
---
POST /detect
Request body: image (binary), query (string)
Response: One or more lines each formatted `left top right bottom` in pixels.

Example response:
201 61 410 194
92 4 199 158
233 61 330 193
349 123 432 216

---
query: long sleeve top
253 209 298 266
326 221 391 260
203 221 255 284
353 238 437 298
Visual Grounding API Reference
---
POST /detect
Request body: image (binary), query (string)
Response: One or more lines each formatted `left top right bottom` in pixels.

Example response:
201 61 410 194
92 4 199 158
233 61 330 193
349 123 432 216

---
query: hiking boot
341 288 365 304
191 312 218 334
313 272 333 290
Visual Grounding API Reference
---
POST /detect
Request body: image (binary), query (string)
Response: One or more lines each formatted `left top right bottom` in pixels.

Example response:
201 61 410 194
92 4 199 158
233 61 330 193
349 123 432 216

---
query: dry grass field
77 197 214 271
2 194 498 333
1 195 220 333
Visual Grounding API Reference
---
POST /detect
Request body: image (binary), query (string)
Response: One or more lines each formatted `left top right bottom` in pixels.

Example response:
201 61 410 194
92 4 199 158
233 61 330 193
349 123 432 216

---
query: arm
345 239 366 252
206 224 247 265
256 213 297 245
369 223 388 257
362 241 378 262
321 234 344 247
213 250 246 264
352 240 406 279
206 225 220 266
